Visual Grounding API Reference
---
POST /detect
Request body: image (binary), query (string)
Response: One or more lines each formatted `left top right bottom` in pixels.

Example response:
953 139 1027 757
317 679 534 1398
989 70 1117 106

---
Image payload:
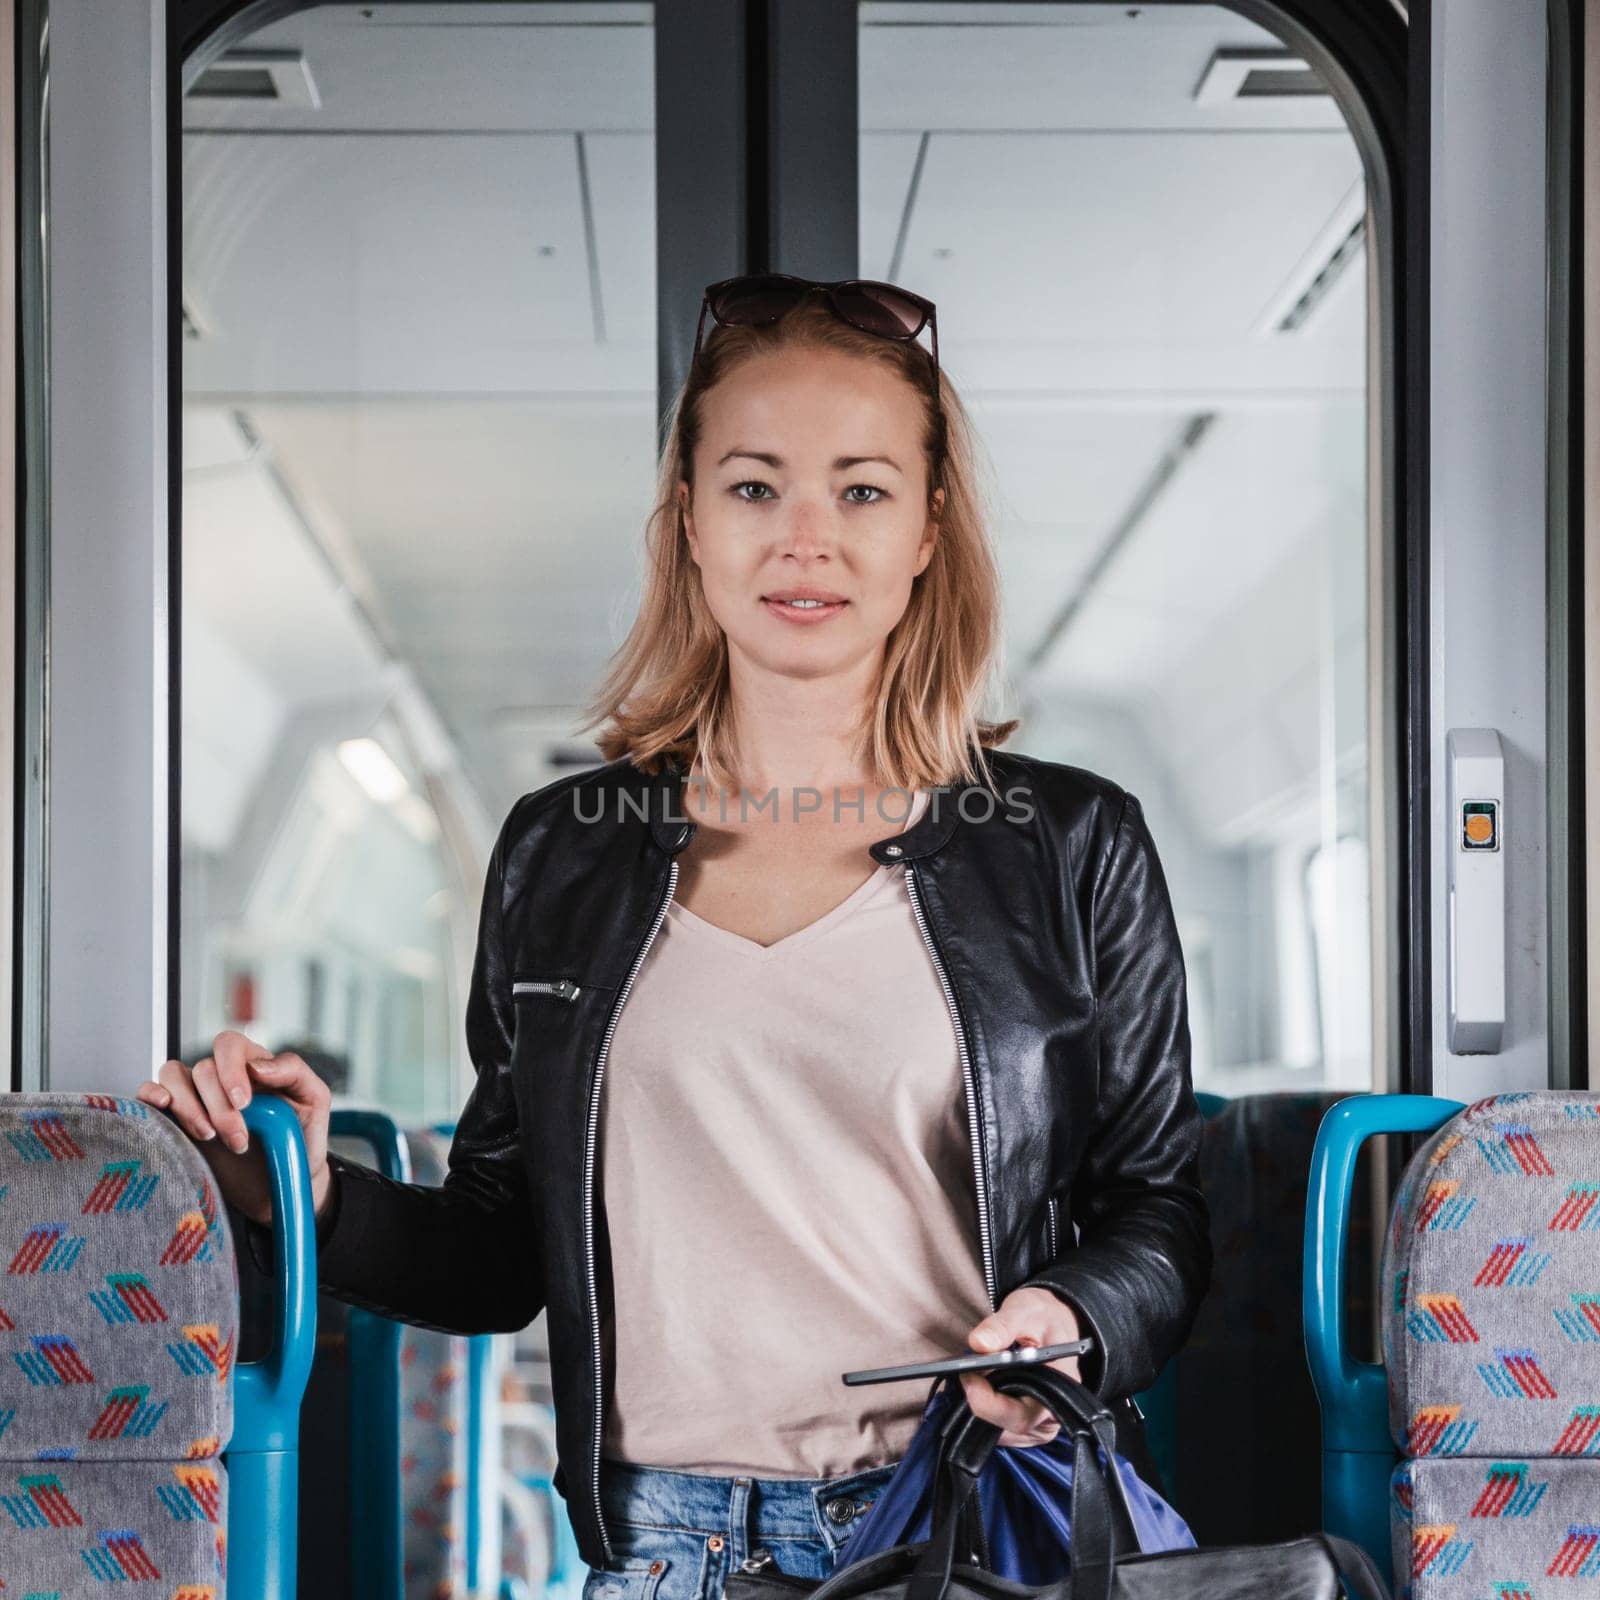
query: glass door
855 1 1385 1095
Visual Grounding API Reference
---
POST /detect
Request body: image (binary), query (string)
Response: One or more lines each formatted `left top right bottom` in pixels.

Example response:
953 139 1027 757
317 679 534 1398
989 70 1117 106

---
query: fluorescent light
336 737 409 804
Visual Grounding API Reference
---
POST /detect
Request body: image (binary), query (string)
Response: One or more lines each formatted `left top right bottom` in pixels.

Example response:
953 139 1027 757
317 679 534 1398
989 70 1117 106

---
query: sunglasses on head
692 275 944 455
694 272 938 366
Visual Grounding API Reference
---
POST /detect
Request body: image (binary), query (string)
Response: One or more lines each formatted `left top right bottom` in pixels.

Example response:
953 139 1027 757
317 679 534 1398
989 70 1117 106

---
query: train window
180 3 658 1122
860 2 1376 1094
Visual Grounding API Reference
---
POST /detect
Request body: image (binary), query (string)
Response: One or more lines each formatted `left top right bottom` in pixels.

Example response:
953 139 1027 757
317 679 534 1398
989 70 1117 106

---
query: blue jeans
584 1455 904 1600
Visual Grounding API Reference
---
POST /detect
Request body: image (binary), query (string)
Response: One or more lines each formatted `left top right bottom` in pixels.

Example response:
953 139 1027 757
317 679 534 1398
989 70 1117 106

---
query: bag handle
810 1371 1395 1600
979 1365 1133 1600
906 1390 1002 1600
1317 1534 1393 1600
795 1395 996 1600
1005 1377 1394 1600
926 1382 998 1567
982 1365 1142 1558
906 1364 1138 1600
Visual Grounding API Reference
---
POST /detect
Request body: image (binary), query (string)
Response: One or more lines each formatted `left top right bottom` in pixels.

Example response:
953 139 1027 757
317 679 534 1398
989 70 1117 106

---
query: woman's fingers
241 1050 332 1181
191 1057 249 1154
134 1041 327 1235
246 1051 329 1138
960 1370 1064 1448
213 1029 272 1114
147 1058 218 1143
247 1049 327 1112
135 1039 330 1175
134 1049 288 1222
960 1287 1082 1443
960 1370 1055 1437
133 1076 172 1112
137 1031 279 1156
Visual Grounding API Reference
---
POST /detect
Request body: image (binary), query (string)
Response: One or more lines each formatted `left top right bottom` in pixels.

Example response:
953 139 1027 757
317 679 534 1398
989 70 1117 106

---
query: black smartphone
841 1337 1093 1386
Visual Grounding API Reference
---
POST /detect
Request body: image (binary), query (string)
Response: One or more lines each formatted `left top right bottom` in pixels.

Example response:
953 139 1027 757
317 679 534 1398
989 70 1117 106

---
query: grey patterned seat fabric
1383 1091 1600 1597
0 1092 236 1593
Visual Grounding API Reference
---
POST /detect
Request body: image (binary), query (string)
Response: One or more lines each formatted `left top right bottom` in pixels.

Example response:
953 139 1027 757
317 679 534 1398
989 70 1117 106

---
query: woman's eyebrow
717 448 904 474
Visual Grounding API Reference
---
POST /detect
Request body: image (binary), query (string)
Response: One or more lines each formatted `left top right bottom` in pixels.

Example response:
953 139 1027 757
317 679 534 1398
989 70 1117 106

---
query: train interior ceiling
3 0 1593 1597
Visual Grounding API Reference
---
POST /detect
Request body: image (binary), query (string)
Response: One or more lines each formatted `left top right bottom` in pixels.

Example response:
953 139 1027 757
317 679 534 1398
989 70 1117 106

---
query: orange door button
1462 801 1498 850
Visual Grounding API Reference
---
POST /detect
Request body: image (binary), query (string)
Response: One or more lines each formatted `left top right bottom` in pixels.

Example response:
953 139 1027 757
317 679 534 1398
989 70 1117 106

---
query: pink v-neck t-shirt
597 788 994 1476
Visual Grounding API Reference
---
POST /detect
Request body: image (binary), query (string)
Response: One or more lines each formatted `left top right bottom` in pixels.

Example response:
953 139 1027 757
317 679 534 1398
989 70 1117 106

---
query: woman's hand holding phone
960 1286 1085 1448
133 1030 335 1232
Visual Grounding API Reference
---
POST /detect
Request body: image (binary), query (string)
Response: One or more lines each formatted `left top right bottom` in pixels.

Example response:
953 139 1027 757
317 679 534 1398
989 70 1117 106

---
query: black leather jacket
242 746 1211 1570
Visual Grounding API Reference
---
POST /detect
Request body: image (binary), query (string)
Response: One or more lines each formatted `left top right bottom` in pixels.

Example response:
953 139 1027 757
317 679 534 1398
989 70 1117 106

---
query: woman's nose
779 499 837 556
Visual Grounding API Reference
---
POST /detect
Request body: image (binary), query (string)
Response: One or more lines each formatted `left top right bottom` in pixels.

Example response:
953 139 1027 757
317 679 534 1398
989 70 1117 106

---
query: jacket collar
643 752 968 862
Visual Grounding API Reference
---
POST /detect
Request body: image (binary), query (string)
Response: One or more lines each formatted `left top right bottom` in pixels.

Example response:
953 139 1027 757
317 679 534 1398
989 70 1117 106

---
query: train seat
1383 1090 1600 1599
240 1108 507 1597
1164 1089 1375 1543
0 1093 235 1592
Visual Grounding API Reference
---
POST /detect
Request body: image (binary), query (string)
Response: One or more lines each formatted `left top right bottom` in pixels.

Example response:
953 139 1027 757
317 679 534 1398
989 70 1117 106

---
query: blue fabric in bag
835 1377 1195 1584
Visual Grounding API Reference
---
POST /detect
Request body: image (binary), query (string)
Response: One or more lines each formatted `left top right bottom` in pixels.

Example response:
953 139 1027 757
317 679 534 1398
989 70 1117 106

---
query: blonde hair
581 293 1018 795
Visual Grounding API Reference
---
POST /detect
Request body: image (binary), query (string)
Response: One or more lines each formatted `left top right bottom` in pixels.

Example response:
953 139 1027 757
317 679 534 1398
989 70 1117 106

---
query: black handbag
723 1366 1390 1600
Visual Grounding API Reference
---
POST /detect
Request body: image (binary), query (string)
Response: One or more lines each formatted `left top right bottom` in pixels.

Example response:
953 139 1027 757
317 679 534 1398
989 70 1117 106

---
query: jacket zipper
512 978 581 1000
581 856 679 1564
903 863 997 1311
1047 1193 1060 1258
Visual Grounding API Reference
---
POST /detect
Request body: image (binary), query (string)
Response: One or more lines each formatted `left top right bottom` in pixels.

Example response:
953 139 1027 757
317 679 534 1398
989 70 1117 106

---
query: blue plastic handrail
228 1093 319 1600
329 1109 412 1600
1302 1093 1464 1580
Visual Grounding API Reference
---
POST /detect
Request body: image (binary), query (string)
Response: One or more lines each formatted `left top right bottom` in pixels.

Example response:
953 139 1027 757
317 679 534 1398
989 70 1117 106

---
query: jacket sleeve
240 800 544 1337
1020 789 1212 1400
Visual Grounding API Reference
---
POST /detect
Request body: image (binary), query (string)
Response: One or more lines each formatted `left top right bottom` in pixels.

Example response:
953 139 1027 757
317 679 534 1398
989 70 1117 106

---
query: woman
138 276 1210 1600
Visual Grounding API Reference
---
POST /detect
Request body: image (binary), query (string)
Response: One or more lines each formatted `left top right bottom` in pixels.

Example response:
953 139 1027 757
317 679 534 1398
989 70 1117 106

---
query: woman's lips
762 597 849 624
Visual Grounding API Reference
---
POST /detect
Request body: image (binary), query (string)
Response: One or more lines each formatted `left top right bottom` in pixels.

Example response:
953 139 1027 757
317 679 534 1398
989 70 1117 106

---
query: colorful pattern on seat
399 1126 469 1600
0 1093 236 1594
1394 1460 1600 1588
1383 1091 1600 1598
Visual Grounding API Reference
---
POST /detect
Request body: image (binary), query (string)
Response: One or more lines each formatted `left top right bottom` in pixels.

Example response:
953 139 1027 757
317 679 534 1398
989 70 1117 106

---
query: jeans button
825 1497 857 1525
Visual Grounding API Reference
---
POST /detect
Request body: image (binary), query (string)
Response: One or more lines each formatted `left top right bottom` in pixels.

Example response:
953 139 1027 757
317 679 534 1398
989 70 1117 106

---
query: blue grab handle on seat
1303 1093 1464 1579
333 1108 412 1184
229 1093 319 1600
330 1110 412 1600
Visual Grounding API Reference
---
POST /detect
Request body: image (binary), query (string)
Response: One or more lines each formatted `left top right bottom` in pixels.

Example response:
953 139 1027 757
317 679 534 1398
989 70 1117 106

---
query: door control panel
1447 728 1505 1054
